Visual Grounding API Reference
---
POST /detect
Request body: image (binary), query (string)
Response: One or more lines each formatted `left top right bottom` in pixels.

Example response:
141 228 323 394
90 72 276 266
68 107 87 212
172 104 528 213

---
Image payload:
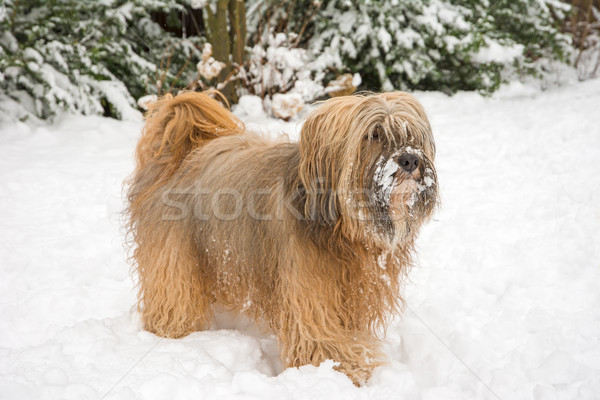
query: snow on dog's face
368 133 438 245
298 92 438 247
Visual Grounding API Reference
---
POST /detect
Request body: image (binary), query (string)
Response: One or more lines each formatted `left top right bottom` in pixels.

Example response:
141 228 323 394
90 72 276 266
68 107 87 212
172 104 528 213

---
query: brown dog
126 91 438 384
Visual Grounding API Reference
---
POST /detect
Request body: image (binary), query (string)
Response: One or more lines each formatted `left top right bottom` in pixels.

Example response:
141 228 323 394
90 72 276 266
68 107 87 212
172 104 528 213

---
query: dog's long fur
126 90 438 384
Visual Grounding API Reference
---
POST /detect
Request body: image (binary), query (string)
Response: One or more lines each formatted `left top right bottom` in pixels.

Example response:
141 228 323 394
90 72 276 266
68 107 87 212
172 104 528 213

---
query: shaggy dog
126 90 438 384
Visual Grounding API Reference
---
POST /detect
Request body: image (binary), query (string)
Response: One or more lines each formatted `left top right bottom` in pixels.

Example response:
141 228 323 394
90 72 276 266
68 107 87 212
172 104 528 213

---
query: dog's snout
398 153 419 173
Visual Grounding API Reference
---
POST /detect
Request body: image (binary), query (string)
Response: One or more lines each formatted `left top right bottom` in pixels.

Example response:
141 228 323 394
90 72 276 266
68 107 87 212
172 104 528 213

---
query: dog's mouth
373 150 436 210
390 169 436 209
361 149 438 246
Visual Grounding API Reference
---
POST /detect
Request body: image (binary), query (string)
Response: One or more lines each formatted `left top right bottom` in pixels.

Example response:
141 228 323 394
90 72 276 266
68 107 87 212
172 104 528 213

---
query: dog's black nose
398 153 419 173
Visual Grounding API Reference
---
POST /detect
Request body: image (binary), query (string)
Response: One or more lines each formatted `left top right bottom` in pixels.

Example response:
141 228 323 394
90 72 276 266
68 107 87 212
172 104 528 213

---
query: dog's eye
365 132 380 141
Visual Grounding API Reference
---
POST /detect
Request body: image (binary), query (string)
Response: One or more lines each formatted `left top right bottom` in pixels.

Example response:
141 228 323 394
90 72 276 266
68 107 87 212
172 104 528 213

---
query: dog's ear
297 108 341 227
299 174 338 226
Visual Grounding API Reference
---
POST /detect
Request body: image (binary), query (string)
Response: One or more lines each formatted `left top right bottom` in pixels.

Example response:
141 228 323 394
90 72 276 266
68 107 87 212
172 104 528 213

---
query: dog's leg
275 247 383 385
135 222 212 338
277 296 382 385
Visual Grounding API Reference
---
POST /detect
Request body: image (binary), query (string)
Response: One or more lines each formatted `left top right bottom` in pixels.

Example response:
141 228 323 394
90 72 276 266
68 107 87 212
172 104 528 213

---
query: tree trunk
229 0 246 67
204 0 246 102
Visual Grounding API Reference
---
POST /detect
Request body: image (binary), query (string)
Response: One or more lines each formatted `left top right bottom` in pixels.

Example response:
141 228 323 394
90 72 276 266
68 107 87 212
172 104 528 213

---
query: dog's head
298 92 438 247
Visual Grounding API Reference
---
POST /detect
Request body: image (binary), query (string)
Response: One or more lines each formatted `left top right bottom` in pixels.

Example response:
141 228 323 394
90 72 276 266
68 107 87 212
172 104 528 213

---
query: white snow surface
1 79 600 399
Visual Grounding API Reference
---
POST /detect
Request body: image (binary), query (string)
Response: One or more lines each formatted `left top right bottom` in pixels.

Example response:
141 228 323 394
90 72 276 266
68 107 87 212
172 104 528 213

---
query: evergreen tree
0 0 574 120
309 0 571 94
0 0 203 119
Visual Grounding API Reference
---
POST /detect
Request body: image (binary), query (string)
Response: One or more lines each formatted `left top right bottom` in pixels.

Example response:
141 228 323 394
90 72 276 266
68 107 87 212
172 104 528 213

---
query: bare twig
167 47 195 93
293 1 322 48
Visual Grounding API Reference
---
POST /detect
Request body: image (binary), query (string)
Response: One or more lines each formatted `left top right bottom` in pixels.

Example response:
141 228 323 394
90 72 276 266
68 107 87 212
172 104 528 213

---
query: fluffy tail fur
128 90 245 217
135 90 244 179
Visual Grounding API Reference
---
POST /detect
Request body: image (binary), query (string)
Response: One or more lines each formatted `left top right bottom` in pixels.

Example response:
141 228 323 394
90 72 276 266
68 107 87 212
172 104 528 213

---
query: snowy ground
1 79 599 400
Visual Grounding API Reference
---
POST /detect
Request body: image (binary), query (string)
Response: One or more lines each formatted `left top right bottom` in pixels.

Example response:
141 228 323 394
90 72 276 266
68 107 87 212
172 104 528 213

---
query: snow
197 43 226 81
233 95 304 141
374 152 401 206
188 0 207 9
246 32 324 105
136 94 158 111
472 39 526 64
1 78 600 399
91 79 141 121
271 92 304 120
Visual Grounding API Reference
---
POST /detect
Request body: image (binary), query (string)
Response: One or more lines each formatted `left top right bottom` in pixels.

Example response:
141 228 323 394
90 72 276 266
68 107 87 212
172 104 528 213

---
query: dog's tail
135 90 245 179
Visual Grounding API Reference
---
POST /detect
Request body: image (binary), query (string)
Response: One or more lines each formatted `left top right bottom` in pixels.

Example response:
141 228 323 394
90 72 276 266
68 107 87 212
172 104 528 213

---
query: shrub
308 0 571 94
0 0 202 119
